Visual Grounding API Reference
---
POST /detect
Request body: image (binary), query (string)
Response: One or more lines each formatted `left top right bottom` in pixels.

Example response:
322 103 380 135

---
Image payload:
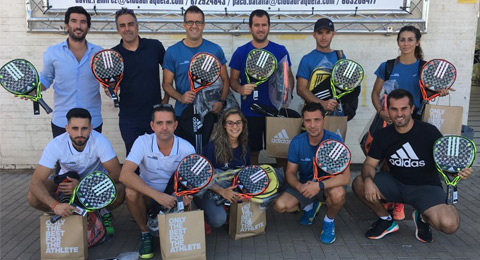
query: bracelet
50 201 59 211
318 181 324 190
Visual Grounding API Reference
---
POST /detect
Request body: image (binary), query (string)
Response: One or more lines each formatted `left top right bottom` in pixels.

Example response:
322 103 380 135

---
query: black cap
314 18 334 32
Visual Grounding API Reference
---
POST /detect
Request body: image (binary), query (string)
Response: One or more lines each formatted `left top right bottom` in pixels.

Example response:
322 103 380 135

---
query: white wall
0 0 478 168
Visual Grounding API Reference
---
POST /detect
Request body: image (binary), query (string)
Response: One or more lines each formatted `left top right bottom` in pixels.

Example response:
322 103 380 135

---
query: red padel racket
91 49 124 107
313 139 351 182
188 53 222 154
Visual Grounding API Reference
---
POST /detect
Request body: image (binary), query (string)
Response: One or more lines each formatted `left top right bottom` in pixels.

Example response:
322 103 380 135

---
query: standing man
352 89 473 243
273 103 350 244
113 8 167 157
40 6 103 137
296 18 360 120
119 104 195 259
229 9 295 165
27 108 125 236
162 5 229 150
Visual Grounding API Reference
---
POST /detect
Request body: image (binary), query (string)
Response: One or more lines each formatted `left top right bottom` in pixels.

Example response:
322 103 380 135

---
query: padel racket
91 49 124 107
308 67 332 100
188 53 222 154
232 165 269 199
313 139 351 182
433 136 476 204
0 59 52 114
244 49 277 101
329 59 364 115
50 171 117 223
249 102 279 117
418 59 457 116
173 154 214 211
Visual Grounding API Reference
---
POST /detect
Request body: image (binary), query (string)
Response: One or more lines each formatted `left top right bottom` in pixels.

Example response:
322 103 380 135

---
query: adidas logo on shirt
271 129 291 144
389 142 425 167
314 89 331 100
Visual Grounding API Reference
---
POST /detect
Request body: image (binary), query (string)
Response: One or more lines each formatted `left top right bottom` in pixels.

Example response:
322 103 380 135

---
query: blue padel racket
433 136 476 204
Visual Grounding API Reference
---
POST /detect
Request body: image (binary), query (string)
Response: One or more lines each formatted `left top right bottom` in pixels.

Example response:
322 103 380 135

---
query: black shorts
374 172 446 213
246 116 266 152
284 185 326 209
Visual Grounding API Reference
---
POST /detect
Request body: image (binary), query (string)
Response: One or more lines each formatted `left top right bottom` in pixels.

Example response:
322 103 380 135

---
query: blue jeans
194 196 227 228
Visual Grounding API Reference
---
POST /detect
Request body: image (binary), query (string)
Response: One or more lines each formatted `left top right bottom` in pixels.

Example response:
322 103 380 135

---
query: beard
71 135 89 147
68 28 87 42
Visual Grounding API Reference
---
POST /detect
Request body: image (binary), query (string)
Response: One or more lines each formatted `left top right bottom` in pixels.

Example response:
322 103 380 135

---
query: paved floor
2 85 480 260
1 166 480 260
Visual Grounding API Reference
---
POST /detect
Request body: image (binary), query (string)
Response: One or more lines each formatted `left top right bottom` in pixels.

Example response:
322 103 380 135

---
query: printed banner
44 0 407 12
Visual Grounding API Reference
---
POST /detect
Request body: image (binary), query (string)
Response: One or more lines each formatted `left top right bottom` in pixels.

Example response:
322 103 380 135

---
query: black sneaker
365 218 399 239
413 210 433 243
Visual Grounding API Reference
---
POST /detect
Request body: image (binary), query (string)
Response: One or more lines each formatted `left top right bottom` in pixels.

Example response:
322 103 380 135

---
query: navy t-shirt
202 141 250 171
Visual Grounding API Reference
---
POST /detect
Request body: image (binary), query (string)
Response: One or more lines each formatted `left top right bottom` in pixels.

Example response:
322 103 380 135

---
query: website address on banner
188 0 377 6
80 0 185 5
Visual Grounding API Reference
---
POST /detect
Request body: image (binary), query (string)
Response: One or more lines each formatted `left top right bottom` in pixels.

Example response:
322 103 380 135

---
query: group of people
25 4 474 260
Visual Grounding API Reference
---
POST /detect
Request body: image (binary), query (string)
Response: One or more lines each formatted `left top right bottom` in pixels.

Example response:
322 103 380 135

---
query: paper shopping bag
421 104 463 135
228 201 266 240
266 117 302 158
158 210 206 260
40 214 87 260
324 115 348 140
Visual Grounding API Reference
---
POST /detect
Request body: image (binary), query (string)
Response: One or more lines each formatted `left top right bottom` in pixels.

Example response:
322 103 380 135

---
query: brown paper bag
158 210 206 260
324 116 348 140
40 214 87 260
421 104 463 135
266 117 302 158
229 201 266 240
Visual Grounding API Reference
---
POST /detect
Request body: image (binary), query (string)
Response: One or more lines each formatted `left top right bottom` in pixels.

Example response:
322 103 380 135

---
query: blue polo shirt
288 130 343 182
40 39 103 128
163 39 227 117
113 37 165 122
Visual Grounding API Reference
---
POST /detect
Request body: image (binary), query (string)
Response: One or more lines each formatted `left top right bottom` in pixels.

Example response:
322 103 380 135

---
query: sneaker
320 220 336 244
365 218 399 239
299 202 322 225
392 203 405 221
102 213 114 236
413 210 433 243
139 233 154 259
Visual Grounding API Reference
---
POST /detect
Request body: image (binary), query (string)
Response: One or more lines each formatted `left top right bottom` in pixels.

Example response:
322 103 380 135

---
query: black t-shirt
112 37 165 121
368 120 442 186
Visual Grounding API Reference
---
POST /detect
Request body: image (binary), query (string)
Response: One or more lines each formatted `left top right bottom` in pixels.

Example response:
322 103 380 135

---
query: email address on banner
189 0 378 7
90 0 185 5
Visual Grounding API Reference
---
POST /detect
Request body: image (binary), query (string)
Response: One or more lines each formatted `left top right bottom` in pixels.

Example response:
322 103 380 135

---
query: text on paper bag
240 203 264 232
44 219 79 254
168 216 201 253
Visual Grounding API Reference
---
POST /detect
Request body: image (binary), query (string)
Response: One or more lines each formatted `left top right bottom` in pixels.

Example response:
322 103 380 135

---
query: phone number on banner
63 0 400 12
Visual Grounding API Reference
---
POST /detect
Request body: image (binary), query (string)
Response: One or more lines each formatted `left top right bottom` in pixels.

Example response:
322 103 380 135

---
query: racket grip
33 101 40 115
107 87 119 107
37 98 53 114
50 214 62 223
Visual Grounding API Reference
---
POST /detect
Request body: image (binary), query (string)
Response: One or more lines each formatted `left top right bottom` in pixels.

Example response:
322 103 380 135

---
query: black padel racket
188 53 222 154
249 102 279 117
244 49 277 101
233 165 269 199
91 49 124 107
50 171 117 223
313 139 351 182
173 154 214 211
418 59 456 116
0 59 52 114
329 59 364 115
433 136 476 204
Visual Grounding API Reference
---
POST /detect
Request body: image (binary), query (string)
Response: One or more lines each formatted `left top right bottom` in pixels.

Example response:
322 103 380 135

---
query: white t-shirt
39 130 116 179
126 134 195 192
